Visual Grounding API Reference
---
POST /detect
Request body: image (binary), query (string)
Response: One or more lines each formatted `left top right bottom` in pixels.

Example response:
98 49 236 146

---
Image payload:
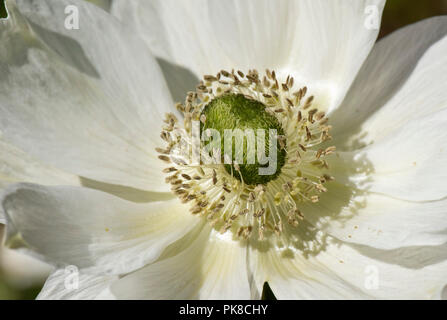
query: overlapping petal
300 183 447 250
37 268 116 300
111 0 385 111
109 226 253 299
252 237 447 299
297 17 447 256
332 17 447 147
0 0 175 192
1 183 199 275
342 109 447 201
330 17 447 201
0 225 52 286
0 139 80 223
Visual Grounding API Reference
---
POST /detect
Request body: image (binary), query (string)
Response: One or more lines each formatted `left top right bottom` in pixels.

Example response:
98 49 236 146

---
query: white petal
254 237 447 299
0 248 52 287
334 108 447 201
110 226 253 299
0 139 79 188
0 138 81 223
87 0 111 11
37 268 116 300
251 239 370 300
300 183 447 249
1 183 199 275
329 17 447 200
322 241 447 299
111 0 385 111
332 17 447 147
0 225 52 287
0 0 174 192
0 138 173 224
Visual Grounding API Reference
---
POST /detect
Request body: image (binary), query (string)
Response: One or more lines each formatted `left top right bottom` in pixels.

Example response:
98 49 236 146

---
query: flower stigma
201 93 287 185
157 69 335 241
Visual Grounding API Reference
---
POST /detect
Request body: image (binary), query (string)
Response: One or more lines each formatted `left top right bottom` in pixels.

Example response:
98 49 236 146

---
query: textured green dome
200 94 286 185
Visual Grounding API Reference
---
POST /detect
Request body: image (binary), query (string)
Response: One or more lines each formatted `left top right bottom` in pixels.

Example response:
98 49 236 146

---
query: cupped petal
109 226 254 300
0 0 175 192
253 236 447 299
332 16 447 148
111 0 385 111
300 182 447 250
1 183 199 275
37 268 116 300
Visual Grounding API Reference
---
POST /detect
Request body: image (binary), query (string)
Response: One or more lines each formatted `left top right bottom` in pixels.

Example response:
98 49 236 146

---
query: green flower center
158 69 334 240
200 93 286 185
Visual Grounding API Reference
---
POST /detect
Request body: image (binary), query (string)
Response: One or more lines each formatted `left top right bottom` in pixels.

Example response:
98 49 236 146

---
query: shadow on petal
330 18 447 151
0 5 99 79
156 57 199 104
248 152 375 261
347 241 447 270
80 177 174 203
29 21 100 78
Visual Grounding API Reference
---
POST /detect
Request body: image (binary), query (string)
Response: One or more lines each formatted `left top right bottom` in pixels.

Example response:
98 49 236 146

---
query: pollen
157 69 335 242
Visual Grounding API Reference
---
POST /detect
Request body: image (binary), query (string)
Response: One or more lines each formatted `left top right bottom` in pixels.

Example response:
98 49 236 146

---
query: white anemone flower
0 0 447 300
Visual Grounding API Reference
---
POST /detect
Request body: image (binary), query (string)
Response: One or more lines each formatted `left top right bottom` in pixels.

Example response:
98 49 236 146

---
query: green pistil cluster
201 94 286 185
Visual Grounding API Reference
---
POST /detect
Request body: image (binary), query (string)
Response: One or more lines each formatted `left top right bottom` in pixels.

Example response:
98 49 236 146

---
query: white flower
0 0 446 300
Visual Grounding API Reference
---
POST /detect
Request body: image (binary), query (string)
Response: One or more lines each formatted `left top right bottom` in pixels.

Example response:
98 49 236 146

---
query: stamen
157 69 335 242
